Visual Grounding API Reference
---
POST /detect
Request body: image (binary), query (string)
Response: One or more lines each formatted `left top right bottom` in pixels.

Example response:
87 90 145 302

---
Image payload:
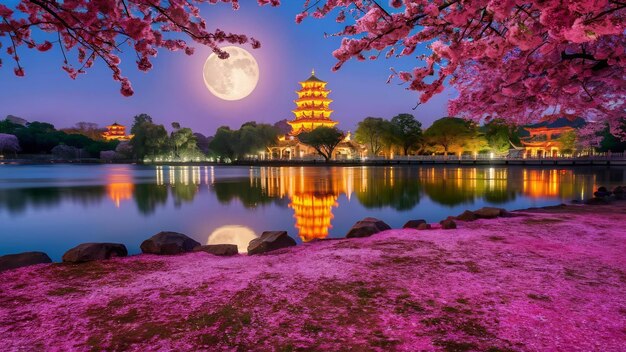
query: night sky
0 2 451 135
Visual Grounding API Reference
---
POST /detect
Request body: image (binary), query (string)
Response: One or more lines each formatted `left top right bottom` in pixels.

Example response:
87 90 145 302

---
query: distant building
268 70 364 160
519 115 586 157
102 122 133 141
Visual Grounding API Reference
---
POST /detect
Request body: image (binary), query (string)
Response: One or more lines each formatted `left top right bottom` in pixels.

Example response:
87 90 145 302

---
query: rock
0 252 52 272
585 197 610 205
456 210 478 221
363 217 392 231
62 243 128 263
594 186 611 198
403 219 427 229
440 219 457 229
346 217 391 238
140 231 201 255
613 186 625 200
417 223 431 230
193 244 238 256
474 207 507 219
247 231 296 255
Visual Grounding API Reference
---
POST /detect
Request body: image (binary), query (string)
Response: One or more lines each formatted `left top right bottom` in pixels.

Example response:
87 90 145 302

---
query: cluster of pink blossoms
1 1 624 136
0 0 279 96
299 0 626 137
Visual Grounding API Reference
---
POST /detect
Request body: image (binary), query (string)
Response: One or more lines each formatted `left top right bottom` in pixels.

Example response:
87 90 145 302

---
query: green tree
557 130 577 155
424 117 476 156
0 118 117 157
129 114 168 161
235 122 278 158
298 126 344 162
209 126 238 161
598 121 626 153
170 125 198 159
463 128 489 155
390 113 423 155
354 117 390 156
209 122 278 161
0 119 21 134
483 119 519 154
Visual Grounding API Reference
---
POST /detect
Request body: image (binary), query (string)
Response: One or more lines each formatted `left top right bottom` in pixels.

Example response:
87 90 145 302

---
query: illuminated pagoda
268 70 364 160
102 122 133 141
288 69 339 134
519 115 585 157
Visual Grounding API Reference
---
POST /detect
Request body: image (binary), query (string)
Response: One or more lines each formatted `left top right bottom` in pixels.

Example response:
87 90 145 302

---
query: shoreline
2 159 626 168
1 201 625 350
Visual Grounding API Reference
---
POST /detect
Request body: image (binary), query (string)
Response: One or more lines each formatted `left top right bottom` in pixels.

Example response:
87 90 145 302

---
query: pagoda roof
288 118 338 124
109 122 123 127
525 115 585 129
300 69 326 83
518 115 585 137
294 97 333 103
292 107 334 112
520 140 559 147
303 75 325 83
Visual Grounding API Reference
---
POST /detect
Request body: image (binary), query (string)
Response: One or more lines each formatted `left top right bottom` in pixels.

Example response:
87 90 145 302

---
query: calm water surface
1 164 624 261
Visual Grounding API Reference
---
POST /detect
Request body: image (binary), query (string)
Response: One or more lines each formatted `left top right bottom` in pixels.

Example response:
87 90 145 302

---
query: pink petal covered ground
1 204 626 351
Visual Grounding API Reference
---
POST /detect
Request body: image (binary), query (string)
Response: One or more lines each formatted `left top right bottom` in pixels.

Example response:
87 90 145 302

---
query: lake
1 164 624 261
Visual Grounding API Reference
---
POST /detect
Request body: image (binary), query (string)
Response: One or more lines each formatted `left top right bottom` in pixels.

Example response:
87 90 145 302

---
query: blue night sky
0 2 451 135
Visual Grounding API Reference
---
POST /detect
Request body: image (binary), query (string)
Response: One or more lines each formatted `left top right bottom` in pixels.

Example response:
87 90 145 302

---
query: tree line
354 115 626 157
0 119 118 158
2 113 625 161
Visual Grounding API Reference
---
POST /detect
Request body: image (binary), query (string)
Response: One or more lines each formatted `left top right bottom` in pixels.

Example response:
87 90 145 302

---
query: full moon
207 225 258 253
203 46 259 101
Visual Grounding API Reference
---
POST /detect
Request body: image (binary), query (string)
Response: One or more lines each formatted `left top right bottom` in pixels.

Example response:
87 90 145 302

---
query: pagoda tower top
289 70 338 135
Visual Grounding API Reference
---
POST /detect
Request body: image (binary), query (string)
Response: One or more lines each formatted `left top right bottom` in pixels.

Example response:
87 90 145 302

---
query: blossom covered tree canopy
0 0 279 96
300 0 625 136
1 1 624 135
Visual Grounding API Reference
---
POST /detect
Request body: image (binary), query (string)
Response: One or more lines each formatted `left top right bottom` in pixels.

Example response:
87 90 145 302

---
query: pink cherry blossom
1 203 626 350
0 0 279 96
298 0 626 134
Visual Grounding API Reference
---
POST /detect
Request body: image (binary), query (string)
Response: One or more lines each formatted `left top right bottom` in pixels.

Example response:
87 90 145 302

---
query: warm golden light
107 172 134 207
288 69 338 135
290 193 338 242
258 167 353 241
207 225 258 253
102 122 133 141
203 46 259 101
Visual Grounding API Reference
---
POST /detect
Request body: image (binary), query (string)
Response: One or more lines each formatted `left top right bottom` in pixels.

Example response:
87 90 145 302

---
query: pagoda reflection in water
256 167 354 242
106 171 134 208
95 165 607 240
250 166 600 241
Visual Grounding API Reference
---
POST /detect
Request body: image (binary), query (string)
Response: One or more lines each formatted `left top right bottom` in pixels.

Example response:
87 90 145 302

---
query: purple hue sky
0 2 451 135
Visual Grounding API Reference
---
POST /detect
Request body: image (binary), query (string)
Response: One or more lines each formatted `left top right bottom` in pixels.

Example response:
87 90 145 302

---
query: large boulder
247 231 296 255
612 186 624 200
417 223 431 230
593 186 612 198
193 244 238 256
585 197 610 205
403 219 427 229
0 252 52 272
456 210 478 222
346 217 391 238
140 231 201 255
473 207 507 219
62 243 127 263
440 218 457 229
